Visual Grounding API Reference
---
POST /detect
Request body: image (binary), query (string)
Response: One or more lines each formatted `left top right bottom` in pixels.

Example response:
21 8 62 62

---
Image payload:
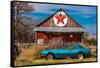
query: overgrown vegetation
15 44 97 66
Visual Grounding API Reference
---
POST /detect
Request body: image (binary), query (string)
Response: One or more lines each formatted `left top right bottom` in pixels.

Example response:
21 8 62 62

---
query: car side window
66 46 75 50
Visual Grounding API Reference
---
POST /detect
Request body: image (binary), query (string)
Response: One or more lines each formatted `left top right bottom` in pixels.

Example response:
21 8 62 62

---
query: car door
54 46 77 58
54 49 70 58
56 45 74 57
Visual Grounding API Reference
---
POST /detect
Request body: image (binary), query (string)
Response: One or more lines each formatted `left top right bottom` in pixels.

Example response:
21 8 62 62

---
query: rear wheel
46 53 54 60
77 53 84 59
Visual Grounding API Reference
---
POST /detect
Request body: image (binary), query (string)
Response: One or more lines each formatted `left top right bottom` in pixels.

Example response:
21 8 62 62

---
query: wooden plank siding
38 15 80 28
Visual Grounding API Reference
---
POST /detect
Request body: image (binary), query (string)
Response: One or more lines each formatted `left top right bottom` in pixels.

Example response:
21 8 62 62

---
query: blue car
40 44 91 60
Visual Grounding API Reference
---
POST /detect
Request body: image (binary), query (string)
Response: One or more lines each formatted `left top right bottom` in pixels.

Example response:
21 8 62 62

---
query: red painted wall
37 32 49 41
37 32 82 43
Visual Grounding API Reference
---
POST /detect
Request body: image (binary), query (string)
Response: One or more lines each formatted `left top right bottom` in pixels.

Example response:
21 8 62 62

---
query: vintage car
40 44 91 60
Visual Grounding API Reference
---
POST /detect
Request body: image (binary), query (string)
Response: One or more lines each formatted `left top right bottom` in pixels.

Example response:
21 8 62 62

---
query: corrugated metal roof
33 27 85 32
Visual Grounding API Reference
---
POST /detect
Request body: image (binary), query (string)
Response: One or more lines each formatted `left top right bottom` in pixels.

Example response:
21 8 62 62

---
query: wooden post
81 33 84 45
35 32 37 45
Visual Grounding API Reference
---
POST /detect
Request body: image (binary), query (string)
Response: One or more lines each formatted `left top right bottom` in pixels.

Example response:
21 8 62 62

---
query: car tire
46 53 54 60
77 53 84 59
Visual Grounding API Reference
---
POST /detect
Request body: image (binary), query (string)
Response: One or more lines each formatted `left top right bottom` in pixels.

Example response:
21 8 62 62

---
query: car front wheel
46 53 54 60
77 53 84 59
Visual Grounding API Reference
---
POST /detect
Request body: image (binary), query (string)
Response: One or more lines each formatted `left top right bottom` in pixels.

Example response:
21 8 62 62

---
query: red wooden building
33 9 85 44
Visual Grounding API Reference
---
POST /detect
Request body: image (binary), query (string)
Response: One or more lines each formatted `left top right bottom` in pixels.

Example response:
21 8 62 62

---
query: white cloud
26 2 97 16
83 15 92 18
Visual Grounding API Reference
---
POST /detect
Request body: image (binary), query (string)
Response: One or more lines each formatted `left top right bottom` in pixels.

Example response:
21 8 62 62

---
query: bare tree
14 2 34 43
14 2 34 21
83 32 97 45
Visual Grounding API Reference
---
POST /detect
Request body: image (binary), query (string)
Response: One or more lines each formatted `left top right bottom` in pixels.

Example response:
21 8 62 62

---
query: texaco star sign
53 11 68 27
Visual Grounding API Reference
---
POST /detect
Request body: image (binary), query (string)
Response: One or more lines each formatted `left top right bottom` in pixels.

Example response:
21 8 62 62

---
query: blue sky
22 3 97 35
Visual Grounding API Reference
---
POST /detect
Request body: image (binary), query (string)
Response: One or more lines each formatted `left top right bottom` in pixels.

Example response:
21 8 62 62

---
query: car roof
64 44 80 47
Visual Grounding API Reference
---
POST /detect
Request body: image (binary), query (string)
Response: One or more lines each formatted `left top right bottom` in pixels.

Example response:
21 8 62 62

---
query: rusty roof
33 27 85 32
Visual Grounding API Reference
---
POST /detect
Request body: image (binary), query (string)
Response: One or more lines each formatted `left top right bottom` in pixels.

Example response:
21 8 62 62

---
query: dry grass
15 57 97 66
15 45 48 66
88 45 97 57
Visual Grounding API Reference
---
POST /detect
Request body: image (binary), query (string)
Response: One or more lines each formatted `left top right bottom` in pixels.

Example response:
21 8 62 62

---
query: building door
49 34 64 49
